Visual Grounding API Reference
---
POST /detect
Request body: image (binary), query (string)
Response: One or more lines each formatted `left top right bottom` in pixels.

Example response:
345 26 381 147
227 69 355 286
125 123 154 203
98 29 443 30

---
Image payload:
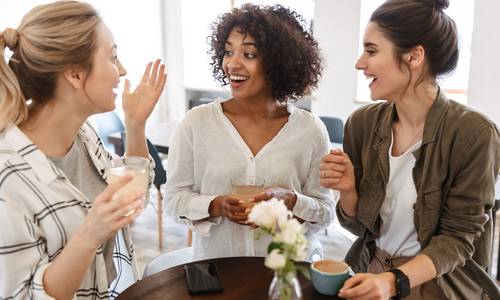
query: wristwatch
388 268 410 299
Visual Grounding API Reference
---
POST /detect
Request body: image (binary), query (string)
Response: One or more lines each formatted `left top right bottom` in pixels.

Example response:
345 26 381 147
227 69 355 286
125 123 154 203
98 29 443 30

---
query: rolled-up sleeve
292 122 335 233
0 201 56 300
165 120 221 236
420 123 500 276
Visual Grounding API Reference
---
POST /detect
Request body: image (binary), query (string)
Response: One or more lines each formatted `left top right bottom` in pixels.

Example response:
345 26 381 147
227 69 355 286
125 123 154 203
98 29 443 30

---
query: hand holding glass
106 156 149 216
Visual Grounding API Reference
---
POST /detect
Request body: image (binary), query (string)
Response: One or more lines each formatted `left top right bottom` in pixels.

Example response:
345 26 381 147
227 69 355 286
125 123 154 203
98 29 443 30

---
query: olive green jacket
338 90 500 299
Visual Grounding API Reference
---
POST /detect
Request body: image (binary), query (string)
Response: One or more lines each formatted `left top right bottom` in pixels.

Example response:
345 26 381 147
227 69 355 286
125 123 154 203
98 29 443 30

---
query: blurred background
1 0 498 126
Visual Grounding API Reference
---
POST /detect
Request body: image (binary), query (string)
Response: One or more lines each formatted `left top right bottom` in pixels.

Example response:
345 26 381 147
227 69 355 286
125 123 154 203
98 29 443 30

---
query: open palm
122 59 167 125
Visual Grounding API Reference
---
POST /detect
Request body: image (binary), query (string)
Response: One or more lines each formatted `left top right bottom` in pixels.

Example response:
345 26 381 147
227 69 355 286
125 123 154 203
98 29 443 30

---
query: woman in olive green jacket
320 0 500 299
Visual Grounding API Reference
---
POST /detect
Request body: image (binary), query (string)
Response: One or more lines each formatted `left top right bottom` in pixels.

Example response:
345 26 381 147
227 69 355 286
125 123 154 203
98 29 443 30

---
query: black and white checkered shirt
0 121 151 299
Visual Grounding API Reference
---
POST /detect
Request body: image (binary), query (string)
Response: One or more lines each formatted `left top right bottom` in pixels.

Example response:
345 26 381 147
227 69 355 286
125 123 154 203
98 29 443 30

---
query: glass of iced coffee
107 156 149 216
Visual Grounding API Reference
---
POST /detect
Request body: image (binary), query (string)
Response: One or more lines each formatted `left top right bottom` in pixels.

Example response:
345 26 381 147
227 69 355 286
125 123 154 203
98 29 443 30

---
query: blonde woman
0 1 166 299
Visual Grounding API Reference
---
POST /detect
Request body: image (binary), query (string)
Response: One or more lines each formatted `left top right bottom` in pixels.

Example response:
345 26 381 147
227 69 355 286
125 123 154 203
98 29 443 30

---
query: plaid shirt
0 121 151 299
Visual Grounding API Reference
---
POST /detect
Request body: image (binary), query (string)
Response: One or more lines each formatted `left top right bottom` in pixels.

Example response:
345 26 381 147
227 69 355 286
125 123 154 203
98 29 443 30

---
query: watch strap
389 268 410 299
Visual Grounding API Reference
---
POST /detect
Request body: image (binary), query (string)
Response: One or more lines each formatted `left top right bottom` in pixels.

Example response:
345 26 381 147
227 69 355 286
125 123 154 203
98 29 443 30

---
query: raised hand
122 59 167 127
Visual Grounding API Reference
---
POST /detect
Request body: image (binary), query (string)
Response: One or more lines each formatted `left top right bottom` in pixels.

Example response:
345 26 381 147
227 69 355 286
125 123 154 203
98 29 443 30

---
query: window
181 0 231 91
233 0 314 26
357 0 475 103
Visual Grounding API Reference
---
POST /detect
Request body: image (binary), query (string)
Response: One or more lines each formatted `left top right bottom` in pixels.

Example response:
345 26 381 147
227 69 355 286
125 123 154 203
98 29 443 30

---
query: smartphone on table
184 262 223 294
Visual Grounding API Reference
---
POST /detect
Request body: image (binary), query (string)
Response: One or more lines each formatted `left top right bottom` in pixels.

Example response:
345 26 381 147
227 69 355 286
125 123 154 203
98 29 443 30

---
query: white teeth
365 74 377 80
230 74 248 81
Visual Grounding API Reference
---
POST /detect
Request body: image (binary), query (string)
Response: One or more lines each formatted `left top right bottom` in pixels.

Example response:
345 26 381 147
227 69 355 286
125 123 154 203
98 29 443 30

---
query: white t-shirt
376 132 422 257
166 99 334 260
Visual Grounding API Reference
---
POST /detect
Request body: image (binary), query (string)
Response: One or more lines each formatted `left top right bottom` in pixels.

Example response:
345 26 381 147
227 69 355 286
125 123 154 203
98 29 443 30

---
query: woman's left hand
338 272 396 300
122 59 167 127
252 186 297 211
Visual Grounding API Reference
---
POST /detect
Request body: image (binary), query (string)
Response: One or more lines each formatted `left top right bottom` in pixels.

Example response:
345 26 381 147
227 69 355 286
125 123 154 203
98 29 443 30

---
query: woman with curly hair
166 4 334 260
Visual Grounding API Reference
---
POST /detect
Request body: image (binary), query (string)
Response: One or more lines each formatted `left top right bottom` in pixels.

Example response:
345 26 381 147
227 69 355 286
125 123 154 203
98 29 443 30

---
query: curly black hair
208 4 323 102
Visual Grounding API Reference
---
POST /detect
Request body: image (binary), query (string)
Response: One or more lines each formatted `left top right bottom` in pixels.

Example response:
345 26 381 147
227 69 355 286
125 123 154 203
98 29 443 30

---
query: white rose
280 218 303 244
265 249 286 269
292 241 308 261
248 198 289 229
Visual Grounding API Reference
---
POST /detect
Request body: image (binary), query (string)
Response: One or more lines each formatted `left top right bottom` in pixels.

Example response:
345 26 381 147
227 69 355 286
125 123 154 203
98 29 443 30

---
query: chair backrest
147 139 167 189
143 247 194 278
119 132 167 189
93 111 125 152
94 112 167 187
319 116 344 144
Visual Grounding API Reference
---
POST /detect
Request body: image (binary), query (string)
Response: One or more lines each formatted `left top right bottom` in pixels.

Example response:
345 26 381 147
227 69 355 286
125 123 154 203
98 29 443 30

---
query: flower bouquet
248 198 309 300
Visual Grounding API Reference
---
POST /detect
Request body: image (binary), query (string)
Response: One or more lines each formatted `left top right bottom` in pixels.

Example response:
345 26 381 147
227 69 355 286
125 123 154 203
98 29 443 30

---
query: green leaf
296 265 311 280
267 242 283 253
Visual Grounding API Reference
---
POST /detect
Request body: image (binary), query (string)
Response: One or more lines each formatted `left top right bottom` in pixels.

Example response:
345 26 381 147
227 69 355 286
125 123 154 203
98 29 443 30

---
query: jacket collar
374 87 449 148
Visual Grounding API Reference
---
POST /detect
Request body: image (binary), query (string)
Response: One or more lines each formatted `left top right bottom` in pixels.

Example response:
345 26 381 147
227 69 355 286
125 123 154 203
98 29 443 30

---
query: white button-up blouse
166 99 335 260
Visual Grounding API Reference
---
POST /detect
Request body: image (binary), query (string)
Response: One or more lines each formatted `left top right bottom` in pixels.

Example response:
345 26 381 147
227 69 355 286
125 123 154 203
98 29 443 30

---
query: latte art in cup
312 259 348 274
310 259 351 296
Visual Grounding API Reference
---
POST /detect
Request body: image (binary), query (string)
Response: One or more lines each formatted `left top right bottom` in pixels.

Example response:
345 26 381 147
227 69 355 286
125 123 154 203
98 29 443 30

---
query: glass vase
268 271 302 300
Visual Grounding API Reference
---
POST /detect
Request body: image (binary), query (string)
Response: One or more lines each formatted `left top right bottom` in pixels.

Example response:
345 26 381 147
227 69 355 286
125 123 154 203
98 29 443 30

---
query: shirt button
385 257 391 264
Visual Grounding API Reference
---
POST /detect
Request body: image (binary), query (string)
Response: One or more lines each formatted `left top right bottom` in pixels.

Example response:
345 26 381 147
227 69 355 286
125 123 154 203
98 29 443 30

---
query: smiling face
355 22 411 102
83 22 127 112
222 28 271 101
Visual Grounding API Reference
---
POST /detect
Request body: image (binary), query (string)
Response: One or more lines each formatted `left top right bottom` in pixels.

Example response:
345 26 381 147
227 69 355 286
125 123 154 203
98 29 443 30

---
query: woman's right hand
319 149 356 192
78 175 145 248
320 149 359 217
209 195 249 224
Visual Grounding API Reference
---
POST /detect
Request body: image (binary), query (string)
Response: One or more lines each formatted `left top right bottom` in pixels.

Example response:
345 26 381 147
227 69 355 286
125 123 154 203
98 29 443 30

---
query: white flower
265 249 286 269
248 198 290 229
292 241 308 261
279 218 303 244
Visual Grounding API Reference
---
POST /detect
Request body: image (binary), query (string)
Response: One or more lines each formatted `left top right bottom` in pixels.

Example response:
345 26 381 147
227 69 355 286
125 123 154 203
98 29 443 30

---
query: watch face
398 276 411 298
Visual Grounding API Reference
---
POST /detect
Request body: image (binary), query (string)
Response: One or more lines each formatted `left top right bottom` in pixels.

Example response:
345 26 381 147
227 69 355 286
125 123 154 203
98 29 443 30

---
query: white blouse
166 99 335 260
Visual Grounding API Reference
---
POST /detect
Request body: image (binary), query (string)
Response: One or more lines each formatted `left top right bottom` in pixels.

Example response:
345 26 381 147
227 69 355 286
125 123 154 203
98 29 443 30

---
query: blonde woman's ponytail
0 1 100 132
0 28 28 131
